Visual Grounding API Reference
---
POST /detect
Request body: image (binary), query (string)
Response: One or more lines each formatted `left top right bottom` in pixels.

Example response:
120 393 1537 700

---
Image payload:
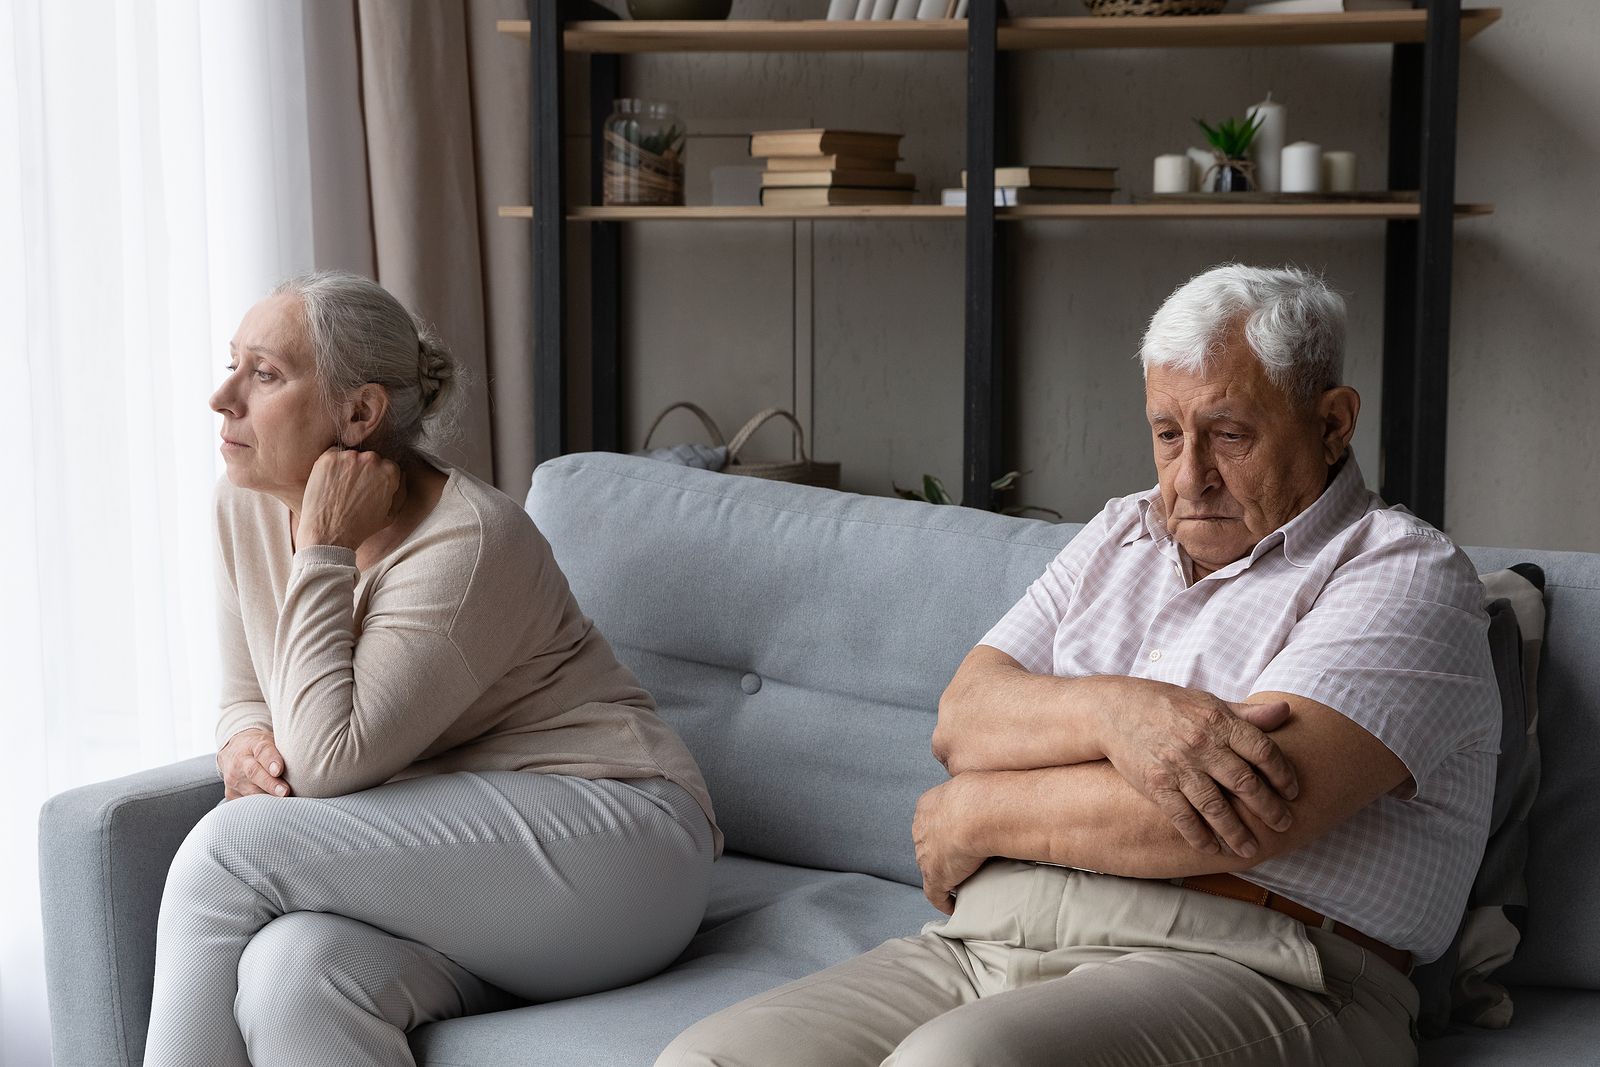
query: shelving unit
504 3 1499 524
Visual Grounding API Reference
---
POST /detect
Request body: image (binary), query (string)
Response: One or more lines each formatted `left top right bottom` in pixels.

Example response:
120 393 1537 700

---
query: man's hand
1097 682 1298 859
298 447 404 551
219 728 291 800
914 777 986 915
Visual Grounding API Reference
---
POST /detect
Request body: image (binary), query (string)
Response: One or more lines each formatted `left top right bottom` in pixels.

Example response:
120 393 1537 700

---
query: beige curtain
305 0 538 497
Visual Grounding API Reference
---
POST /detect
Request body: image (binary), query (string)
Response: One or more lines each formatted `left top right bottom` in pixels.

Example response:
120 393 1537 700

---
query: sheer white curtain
1 2 333 1062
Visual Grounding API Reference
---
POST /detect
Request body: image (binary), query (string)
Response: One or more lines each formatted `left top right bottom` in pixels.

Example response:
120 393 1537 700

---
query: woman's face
210 293 336 502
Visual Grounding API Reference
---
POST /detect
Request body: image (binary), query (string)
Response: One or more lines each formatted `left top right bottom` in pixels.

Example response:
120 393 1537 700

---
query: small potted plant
1195 113 1266 193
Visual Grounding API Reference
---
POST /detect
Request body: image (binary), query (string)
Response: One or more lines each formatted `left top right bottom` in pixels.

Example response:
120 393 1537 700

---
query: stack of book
825 0 970 18
942 165 1120 207
751 129 915 208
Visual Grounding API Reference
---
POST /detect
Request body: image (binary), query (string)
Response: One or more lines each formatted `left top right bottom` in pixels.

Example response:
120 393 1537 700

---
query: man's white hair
1138 264 1346 407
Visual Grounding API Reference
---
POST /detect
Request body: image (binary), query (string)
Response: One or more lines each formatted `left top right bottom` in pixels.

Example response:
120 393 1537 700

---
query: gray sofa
40 452 1600 1065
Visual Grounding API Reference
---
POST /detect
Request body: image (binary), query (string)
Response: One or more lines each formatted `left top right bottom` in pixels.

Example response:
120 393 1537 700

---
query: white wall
600 0 1598 550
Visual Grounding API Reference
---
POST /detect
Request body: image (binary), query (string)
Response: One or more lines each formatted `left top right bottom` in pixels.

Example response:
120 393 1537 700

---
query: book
749 129 903 160
760 187 916 207
891 0 920 18
853 0 874 19
764 153 901 172
824 0 856 18
762 169 916 189
960 165 1119 191
870 0 897 18
941 187 1116 206
915 0 947 18
1243 0 1410 13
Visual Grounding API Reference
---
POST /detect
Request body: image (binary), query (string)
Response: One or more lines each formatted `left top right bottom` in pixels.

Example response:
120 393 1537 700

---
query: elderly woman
142 271 720 1066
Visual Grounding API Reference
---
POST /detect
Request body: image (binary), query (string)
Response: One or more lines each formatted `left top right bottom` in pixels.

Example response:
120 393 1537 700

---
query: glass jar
602 99 686 207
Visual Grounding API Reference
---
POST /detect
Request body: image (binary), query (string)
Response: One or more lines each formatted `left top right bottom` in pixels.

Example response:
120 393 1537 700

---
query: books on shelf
765 153 900 173
941 187 1116 206
752 129 915 208
1243 0 1410 13
761 187 916 207
826 0 967 19
960 165 1119 191
761 169 916 189
749 129 902 160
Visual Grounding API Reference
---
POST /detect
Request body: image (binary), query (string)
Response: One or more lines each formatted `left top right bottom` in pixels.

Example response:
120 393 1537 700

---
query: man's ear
339 383 391 449
1318 386 1360 465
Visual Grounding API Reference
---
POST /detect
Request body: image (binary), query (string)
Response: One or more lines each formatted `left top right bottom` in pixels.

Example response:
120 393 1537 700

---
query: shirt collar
1123 454 1370 571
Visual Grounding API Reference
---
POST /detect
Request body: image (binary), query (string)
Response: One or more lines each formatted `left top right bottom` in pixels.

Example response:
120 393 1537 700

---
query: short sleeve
1251 529 1500 796
978 505 1119 675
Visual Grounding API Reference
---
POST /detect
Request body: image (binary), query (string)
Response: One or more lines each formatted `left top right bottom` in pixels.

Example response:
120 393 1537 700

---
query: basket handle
641 402 726 450
727 408 809 464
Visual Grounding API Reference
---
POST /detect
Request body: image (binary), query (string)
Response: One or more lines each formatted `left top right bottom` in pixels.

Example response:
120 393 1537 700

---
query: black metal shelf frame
528 0 1467 526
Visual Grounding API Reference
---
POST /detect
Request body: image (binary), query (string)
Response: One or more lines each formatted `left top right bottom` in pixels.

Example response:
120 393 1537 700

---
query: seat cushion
410 853 934 1066
1419 987 1600 1065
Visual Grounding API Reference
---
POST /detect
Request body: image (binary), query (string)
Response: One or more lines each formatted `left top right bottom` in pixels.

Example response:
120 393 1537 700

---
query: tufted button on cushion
740 673 762 695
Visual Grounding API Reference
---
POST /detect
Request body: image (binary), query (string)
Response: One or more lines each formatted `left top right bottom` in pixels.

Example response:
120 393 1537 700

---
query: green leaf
989 469 1026 492
922 474 953 506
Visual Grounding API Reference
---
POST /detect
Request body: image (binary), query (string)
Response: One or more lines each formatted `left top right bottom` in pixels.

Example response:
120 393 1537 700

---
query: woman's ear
1318 385 1361 465
339 383 391 449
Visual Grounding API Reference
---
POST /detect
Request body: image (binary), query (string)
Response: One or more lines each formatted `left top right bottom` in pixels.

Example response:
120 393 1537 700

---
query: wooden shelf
496 10 1500 54
499 202 1493 222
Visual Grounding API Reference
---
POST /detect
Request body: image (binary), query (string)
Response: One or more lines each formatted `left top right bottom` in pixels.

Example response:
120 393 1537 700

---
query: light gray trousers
143 770 714 1067
660 859 1419 1067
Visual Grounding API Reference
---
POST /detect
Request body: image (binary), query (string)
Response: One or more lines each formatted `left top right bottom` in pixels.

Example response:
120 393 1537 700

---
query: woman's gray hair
271 270 461 460
1138 264 1346 407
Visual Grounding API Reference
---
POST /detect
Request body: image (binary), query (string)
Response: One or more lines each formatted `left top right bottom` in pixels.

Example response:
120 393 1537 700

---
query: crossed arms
914 644 1411 914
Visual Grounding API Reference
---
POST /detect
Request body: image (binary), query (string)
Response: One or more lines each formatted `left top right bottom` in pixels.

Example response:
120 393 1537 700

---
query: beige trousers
657 860 1419 1067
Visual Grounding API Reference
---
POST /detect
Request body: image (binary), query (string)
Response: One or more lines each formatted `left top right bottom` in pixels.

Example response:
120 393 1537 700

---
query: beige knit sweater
213 465 720 853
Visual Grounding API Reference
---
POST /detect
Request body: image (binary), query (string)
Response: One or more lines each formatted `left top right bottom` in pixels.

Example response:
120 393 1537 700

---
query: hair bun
416 328 456 416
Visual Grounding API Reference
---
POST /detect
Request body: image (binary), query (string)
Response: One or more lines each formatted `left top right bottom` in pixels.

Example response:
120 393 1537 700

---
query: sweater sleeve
266 545 488 797
215 498 272 751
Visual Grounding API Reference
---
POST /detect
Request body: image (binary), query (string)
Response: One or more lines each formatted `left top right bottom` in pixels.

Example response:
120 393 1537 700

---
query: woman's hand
220 728 291 800
1096 681 1298 860
298 447 404 551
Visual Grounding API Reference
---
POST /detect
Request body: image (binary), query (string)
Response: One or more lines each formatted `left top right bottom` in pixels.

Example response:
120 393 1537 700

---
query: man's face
1144 325 1347 578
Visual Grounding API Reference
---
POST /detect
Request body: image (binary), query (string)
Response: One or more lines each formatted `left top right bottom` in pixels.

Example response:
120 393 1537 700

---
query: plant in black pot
1195 112 1266 193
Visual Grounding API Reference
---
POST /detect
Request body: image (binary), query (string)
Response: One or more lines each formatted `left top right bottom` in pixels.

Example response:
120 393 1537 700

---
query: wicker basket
724 408 840 489
640 401 726 450
1083 0 1226 15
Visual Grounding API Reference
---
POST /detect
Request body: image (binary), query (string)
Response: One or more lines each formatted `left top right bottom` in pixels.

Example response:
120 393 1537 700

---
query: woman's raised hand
220 728 291 800
298 447 404 551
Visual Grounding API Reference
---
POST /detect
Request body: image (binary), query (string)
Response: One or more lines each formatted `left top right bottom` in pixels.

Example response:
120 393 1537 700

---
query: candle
1187 146 1217 192
1247 92 1287 193
1153 154 1191 194
1323 150 1358 192
1281 141 1323 193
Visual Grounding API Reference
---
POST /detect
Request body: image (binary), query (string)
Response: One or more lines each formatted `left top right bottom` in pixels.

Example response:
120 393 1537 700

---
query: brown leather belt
1174 872 1413 976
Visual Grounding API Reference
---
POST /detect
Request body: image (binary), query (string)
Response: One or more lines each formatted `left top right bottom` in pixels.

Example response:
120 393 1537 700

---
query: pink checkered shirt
979 456 1499 963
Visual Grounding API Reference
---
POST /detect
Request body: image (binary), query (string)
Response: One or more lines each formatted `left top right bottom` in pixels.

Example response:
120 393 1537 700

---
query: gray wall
593 0 1598 551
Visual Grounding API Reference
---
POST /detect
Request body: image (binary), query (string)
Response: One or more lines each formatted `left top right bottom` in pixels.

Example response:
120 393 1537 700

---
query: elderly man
657 265 1498 1067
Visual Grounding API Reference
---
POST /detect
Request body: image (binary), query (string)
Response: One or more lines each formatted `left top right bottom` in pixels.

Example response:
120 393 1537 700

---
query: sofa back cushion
527 454 1076 887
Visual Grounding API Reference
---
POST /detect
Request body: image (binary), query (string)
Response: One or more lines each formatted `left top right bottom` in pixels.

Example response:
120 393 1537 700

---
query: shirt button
1148 650 1163 662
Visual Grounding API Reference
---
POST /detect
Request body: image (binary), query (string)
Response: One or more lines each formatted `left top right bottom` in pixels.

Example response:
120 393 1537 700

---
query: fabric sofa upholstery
39 453 1600 1065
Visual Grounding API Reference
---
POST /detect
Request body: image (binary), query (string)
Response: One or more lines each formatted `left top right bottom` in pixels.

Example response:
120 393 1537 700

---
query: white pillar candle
1322 150 1358 193
1247 92 1287 192
1281 141 1323 193
1187 146 1217 192
1153 154 1191 194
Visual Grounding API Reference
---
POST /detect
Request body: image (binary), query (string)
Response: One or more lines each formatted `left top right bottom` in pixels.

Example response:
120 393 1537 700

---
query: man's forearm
949 763 1264 880
933 653 1119 773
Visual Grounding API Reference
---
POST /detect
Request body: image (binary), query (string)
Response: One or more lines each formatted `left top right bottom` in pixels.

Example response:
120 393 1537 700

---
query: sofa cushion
409 854 932 1067
527 453 1078 886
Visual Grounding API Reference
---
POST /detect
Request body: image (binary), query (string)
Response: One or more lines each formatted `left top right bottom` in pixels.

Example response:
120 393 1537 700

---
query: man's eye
1156 431 1180 443
255 371 276 383
1218 432 1246 443
225 363 237 373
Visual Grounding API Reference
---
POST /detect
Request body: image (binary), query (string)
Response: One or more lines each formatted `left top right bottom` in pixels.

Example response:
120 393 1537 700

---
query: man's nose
1175 438 1219 498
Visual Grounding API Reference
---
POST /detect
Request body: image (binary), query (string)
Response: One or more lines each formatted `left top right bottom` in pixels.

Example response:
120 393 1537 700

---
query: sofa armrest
39 755 223 1067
